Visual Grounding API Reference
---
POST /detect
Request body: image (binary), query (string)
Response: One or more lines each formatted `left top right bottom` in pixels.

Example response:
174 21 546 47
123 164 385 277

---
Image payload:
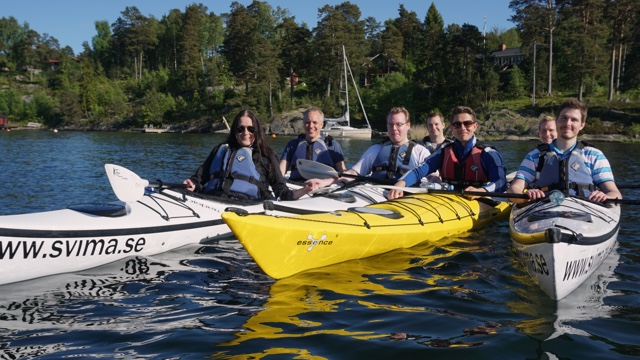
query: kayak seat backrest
68 203 128 217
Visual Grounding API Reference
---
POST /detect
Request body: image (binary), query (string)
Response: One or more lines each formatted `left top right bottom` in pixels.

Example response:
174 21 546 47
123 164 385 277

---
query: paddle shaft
338 173 396 185
148 180 188 189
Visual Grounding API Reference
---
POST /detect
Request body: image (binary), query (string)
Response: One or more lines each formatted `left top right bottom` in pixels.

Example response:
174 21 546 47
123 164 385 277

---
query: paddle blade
296 159 339 180
105 164 150 202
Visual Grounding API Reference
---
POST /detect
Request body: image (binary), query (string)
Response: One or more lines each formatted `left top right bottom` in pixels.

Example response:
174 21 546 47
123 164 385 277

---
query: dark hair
557 98 588 123
426 112 444 124
449 106 476 122
226 109 277 173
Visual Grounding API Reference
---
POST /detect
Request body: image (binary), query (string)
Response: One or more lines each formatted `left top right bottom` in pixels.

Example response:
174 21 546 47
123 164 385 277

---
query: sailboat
321 45 372 139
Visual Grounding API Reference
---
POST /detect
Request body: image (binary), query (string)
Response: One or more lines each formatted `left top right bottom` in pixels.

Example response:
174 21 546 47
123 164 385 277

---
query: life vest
420 136 453 153
371 141 417 180
441 142 490 189
289 134 335 180
203 145 267 199
533 141 596 197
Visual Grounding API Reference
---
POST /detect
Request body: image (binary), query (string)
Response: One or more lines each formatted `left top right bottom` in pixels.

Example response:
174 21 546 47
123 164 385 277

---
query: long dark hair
226 109 278 173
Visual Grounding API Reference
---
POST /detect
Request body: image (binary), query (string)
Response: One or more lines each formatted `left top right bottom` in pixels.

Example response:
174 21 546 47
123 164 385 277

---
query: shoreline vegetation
2 2 639 142
5 104 639 143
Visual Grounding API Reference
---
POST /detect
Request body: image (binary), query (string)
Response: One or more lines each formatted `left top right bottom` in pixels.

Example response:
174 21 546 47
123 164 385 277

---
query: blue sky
5 1 515 54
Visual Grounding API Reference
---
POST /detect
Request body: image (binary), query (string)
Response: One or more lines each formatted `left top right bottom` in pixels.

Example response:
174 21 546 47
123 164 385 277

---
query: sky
4 1 515 55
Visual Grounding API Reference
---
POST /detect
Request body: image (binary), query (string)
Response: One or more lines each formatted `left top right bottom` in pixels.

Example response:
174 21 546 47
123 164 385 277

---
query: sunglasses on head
236 126 255 134
451 120 475 129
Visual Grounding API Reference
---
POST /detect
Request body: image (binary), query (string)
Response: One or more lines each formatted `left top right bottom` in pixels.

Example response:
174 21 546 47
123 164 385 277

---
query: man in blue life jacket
306 106 432 188
387 105 508 200
419 112 453 153
279 106 346 181
419 111 453 183
508 98 622 204
538 115 557 144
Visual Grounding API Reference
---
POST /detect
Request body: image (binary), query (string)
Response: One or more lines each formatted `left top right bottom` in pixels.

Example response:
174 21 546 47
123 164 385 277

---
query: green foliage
362 72 418 129
0 2 639 132
507 65 527 98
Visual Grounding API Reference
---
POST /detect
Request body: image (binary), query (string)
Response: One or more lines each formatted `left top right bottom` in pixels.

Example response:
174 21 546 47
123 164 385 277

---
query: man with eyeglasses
279 106 346 182
387 105 507 200
307 107 432 188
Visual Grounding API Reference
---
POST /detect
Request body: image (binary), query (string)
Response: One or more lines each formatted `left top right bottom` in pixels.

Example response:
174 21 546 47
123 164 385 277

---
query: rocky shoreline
9 108 638 142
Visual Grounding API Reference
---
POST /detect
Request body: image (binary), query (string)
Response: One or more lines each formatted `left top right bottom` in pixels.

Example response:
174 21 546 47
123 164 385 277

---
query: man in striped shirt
508 98 622 204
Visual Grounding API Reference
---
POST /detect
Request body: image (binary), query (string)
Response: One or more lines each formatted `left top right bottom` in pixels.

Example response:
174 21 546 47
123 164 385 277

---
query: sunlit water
0 130 638 359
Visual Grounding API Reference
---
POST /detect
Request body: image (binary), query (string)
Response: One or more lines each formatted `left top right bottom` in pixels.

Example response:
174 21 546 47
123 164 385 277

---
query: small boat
509 192 621 300
0 164 387 286
321 45 372 139
222 193 511 279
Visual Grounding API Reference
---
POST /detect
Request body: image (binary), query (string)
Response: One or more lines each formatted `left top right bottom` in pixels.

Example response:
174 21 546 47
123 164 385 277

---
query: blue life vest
371 141 416 180
203 145 265 199
420 136 453 153
534 141 596 197
289 135 335 180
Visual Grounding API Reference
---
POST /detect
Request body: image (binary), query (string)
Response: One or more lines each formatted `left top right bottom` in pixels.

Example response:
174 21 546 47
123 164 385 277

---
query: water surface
0 130 638 359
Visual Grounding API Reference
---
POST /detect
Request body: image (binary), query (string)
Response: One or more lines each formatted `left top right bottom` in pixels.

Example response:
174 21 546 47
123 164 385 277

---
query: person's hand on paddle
463 186 487 200
292 181 319 199
183 179 196 192
387 180 406 200
305 177 336 189
523 188 545 201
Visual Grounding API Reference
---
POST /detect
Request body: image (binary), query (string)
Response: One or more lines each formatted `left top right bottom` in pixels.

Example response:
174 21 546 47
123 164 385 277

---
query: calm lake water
0 130 639 359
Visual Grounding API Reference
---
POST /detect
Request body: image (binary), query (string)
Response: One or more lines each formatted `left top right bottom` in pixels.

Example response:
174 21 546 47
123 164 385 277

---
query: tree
179 3 208 92
507 65 527 98
419 2 446 100
380 20 404 73
605 0 635 99
92 20 112 73
277 16 312 107
312 2 367 102
556 0 608 100
393 5 423 79
510 0 560 96
111 6 158 81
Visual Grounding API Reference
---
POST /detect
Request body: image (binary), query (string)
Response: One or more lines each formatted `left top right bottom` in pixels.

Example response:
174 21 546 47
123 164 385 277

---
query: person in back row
279 106 346 181
419 111 453 153
508 98 621 204
538 115 557 144
183 109 316 200
306 106 431 188
387 105 508 200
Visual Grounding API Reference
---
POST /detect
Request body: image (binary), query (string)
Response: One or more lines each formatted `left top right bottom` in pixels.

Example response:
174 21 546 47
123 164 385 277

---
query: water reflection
507 246 621 355
216 232 521 357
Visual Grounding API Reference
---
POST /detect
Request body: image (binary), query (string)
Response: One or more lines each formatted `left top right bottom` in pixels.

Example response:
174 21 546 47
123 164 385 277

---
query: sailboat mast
342 45 349 126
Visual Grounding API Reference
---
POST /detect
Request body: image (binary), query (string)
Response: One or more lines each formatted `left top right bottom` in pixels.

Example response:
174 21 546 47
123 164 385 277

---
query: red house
0 113 8 129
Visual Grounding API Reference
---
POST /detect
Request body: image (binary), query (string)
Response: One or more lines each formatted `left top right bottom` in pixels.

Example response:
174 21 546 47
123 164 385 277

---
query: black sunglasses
451 120 475 129
236 126 255 134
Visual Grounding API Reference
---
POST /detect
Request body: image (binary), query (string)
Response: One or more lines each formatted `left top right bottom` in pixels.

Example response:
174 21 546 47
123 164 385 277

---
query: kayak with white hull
509 192 621 300
0 164 387 286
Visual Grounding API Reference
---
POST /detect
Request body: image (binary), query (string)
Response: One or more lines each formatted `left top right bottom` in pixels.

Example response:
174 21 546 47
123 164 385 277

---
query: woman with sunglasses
183 109 315 200
387 105 508 200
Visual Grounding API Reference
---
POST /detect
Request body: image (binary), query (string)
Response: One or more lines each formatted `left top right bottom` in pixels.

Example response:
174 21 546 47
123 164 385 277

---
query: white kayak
0 164 388 286
510 192 621 300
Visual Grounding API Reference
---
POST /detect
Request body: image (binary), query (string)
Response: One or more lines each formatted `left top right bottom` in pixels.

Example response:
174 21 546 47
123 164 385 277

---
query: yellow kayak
222 193 511 279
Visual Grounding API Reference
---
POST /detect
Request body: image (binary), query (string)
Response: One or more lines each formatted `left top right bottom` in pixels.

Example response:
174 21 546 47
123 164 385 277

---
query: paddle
372 185 529 199
296 159 395 185
105 164 187 202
